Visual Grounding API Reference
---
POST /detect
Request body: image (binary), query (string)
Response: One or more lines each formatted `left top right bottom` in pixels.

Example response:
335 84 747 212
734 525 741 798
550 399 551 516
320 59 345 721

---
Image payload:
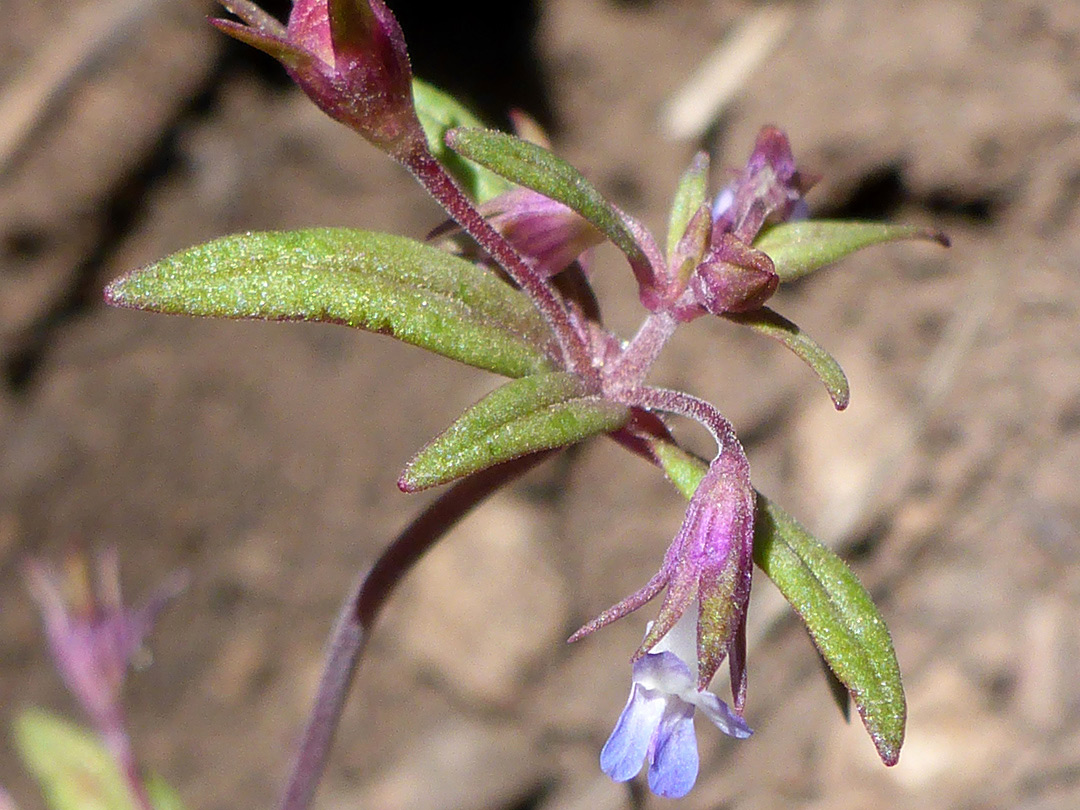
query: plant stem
617 386 740 457
277 451 555 810
605 310 677 394
401 144 594 380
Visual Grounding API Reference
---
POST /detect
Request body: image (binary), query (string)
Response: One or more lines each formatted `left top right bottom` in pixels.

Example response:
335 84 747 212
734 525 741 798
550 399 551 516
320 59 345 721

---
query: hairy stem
278 451 554 810
401 144 593 379
616 386 740 457
605 310 677 394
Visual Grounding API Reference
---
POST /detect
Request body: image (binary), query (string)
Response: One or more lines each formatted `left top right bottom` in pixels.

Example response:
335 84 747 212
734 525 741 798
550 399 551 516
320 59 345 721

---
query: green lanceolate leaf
647 438 905 767
752 494 906 766
412 79 511 203
754 220 949 283
400 371 629 491
666 151 709 259
724 306 850 410
13 708 184 810
445 127 654 282
105 229 555 379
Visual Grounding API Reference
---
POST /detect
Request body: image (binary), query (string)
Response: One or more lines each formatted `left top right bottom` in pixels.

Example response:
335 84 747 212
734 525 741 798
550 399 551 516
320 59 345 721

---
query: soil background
2 1 1079 809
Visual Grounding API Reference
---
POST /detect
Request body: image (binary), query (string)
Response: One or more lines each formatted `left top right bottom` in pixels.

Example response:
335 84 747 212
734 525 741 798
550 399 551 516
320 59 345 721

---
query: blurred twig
0 0 171 174
661 5 796 142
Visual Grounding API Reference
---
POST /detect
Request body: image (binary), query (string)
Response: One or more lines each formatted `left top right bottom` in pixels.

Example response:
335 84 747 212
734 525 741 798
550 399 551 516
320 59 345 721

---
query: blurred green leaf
105 229 556 379
14 708 135 810
666 152 709 259
445 128 654 279
13 709 185 810
412 79 511 203
144 778 185 810
724 306 849 409
400 371 629 491
754 221 949 283
647 439 906 766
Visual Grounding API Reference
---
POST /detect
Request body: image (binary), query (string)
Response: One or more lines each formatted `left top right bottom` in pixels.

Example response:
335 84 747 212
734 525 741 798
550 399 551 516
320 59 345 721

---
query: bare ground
2 1 1079 809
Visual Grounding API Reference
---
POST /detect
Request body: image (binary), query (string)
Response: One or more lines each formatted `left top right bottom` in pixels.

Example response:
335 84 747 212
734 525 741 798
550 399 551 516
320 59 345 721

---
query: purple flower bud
684 232 779 317
212 0 425 157
22 549 186 737
712 125 817 244
570 441 756 703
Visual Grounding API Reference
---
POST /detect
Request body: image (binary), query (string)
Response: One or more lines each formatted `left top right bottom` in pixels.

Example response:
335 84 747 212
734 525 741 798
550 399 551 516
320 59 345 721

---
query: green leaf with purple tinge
400 371 629 491
754 220 949 283
647 438 906 767
105 229 556 379
724 306 850 410
666 151 709 259
445 127 654 283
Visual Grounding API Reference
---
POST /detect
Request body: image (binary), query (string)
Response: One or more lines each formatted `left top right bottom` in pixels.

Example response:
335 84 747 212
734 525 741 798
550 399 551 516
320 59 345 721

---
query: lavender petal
600 683 666 783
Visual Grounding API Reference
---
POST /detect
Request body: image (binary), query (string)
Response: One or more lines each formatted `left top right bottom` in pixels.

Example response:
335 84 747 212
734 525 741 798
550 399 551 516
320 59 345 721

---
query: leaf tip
102 275 133 309
396 470 418 493
928 229 951 248
875 736 902 767
443 127 462 149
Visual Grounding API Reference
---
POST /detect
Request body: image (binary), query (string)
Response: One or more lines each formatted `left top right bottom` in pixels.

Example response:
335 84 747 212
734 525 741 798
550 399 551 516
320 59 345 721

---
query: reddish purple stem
617 386 740 456
400 144 595 382
278 451 554 810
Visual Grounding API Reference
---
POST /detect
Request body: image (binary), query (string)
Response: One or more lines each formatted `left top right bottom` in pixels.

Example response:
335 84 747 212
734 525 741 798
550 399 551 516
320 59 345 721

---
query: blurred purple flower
601 611 751 798
481 188 605 278
22 548 186 738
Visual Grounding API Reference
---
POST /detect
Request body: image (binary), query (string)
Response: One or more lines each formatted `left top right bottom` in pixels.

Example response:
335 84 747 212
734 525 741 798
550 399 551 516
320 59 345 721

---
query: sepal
666 152 709 259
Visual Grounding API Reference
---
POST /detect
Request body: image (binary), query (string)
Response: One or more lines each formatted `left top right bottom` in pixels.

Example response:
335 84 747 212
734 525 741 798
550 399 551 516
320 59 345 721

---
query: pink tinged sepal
712 125 818 244
212 0 424 156
569 442 756 699
22 548 187 733
479 188 606 278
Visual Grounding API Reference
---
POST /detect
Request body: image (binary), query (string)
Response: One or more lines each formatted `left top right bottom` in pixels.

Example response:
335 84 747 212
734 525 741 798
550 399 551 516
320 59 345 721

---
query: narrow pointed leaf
645 438 905 767
400 371 629 491
724 306 849 409
666 151 709 258
412 79 511 203
752 494 905 766
754 221 949 283
105 229 556 379
445 127 655 287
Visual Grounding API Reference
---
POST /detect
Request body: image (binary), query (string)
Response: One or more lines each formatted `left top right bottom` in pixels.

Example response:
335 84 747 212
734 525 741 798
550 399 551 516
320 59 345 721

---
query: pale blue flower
600 612 752 798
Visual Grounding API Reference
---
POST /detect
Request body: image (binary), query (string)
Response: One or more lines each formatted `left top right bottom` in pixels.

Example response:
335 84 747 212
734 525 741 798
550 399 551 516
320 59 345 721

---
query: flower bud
213 0 425 157
687 233 779 315
712 125 818 243
570 441 755 701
